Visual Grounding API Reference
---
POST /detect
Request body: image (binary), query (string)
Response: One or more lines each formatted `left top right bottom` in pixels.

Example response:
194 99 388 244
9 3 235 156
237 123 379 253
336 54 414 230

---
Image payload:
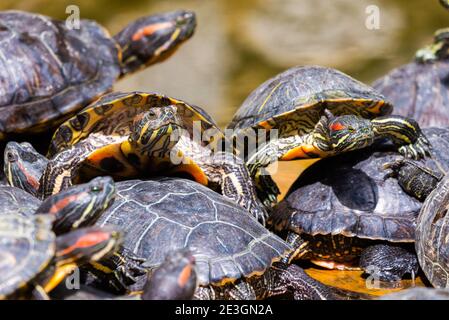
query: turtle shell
48 91 220 157
416 172 449 288
0 214 55 298
227 66 392 134
94 178 291 286
272 128 449 242
0 185 42 218
373 60 449 128
0 11 120 136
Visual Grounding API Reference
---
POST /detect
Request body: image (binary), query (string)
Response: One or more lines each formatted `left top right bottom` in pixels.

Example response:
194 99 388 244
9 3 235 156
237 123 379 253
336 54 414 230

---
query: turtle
74 178 354 300
0 10 196 140
373 20 449 127
226 65 430 206
269 127 449 282
0 214 122 299
38 91 267 223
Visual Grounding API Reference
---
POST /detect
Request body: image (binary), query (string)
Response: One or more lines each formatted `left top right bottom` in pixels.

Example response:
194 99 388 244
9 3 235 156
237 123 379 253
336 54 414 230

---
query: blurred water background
2 0 447 128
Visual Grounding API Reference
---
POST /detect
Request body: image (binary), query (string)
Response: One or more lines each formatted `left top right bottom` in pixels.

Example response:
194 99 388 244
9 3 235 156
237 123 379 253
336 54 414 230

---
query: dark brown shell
373 60 449 128
0 11 120 135
272 128 449 242
95 178 291 286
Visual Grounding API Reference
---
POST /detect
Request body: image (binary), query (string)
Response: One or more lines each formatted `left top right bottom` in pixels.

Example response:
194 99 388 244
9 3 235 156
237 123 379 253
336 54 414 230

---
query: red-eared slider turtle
39 92 267 223
81 178 352 300
227 66 430 206
0 10 196 139
4 141 51 197
270 128 449 283
0 215 121 299
373 25 449 127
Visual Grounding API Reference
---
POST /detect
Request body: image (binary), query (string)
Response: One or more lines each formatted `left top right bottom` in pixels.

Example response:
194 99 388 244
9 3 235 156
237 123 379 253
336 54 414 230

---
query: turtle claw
398 135 431 160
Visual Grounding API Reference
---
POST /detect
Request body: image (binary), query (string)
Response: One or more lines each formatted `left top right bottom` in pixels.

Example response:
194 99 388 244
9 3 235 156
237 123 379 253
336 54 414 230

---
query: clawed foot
109 250 148 291
398 135 431 160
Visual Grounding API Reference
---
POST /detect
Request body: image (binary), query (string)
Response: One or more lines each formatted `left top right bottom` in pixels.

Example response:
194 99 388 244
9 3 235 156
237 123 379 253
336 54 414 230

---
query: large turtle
227 66 430 206
0 10 196 139
85 177 358 300
270 128 449 282
38 92 267 223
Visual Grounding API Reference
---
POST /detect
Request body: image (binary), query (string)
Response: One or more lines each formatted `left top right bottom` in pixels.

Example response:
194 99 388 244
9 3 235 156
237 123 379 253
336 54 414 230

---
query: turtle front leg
372 115 431 160
383 158 442 201
204 152 269 225
359 244 419 283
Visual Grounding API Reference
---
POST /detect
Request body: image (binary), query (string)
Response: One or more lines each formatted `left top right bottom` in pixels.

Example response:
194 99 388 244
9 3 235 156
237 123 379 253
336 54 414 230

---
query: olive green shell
416 172 449 288
272 127 449 242
373 60 449 128
0 11 120 136
94 178 291 286
0 214 55 298
228 66 392 133
48 91 219 157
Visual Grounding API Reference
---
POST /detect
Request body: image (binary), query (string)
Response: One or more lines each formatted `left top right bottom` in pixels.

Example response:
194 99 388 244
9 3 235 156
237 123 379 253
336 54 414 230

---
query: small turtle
270 129 449 284
39 92 266 223
373 27 449 127
227 66 430 206
0 215 121 299
0 10 196 139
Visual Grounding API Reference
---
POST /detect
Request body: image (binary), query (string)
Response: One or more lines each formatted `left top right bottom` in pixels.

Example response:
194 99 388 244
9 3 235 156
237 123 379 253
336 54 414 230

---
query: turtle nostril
6 152 17 162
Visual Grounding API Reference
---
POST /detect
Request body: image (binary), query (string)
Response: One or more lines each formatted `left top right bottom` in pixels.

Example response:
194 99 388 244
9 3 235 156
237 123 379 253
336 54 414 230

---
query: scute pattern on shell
95 178 291 285
0 214 55 298
373 60 449 128
0 11 120 134
416 174 449 288
228 65 392 132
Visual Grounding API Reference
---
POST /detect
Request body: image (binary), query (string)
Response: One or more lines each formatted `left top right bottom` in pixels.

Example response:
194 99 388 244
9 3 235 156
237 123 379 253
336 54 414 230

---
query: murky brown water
2 0 448 127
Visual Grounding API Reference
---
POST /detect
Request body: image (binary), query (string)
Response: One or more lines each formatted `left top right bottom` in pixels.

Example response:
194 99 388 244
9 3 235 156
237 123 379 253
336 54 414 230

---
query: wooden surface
270 160 427 297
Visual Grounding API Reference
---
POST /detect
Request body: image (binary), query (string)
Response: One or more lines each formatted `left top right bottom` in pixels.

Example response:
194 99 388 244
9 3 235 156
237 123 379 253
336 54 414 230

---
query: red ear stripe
330 122 346 131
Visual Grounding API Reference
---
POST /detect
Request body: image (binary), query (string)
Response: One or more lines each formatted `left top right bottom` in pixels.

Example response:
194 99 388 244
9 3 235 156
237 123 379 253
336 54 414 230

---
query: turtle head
4 141 48 197
36 176 116 235
115 10 196 76
325 111 375 153
129 106 183 158
142 248 197 300
45 226 122 292
416 28 449 62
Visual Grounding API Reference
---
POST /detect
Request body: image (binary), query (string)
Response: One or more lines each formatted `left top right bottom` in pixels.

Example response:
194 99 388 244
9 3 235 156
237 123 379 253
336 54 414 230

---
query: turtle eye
147 110 157 119
330 122 346 132
91 185 103 193
348 126 355 132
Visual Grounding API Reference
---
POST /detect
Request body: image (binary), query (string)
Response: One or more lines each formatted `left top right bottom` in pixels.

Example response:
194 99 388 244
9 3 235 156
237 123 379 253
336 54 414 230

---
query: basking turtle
82 178 350 300
0 10 196 139
39 92 266 223
227 66 430 206
0 214 121 299
270 128 449 282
